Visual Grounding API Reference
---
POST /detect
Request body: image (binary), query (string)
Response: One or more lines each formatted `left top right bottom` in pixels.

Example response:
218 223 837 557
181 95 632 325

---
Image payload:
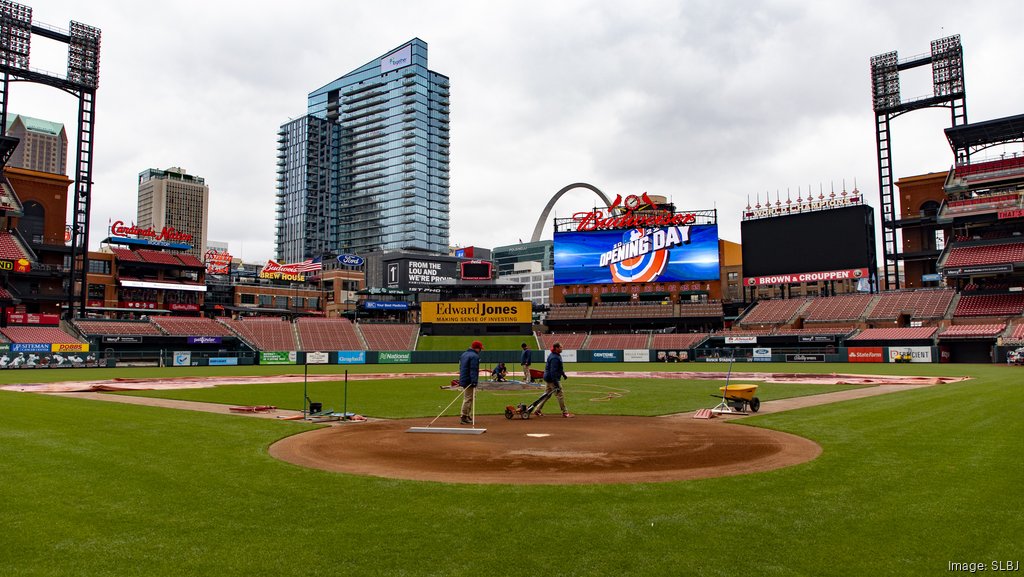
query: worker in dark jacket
535 342 574 418
520 342 532 382
458 340 483 425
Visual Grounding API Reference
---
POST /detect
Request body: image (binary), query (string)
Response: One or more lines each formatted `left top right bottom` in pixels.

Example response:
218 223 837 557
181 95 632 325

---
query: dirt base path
47 392 306 420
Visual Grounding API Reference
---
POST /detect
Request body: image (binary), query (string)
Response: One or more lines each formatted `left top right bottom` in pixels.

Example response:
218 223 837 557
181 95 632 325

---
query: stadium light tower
0 0 100 318
870 35 965 291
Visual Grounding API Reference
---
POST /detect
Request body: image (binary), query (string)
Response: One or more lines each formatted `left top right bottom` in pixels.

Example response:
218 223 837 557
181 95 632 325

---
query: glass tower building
276 115 334 262
277 38 449 261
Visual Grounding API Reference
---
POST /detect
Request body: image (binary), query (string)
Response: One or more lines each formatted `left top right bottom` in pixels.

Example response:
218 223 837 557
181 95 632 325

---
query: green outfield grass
415 334 539 350
2 363 1020 576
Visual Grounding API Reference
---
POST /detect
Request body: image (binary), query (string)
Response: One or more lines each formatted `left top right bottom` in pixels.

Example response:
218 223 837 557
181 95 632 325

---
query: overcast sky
11 0 1024 263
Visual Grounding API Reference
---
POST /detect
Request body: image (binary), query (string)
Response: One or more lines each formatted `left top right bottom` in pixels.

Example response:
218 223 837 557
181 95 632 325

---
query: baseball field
1 361 1020 576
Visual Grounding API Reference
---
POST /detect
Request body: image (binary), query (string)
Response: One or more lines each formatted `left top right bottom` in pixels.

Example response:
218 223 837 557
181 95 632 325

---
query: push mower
505 388 554 419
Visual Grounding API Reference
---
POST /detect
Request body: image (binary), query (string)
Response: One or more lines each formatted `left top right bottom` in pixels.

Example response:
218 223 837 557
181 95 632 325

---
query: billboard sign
623 349 649 362
380 44 412 73
11 343 50 353
337 254 364 267
173 351 191 366
337 351 367 364
204 249 233 275
364 300 409 311
554 224 720 285
52 343 89 353
6 312 60 325
421 301 531 324
848 347 884 363
888 346 932 363
745 268 869 287
260 351 297 365
725 336 758 344
752 347 772 359
110 220 192 243
259 259 320 282
209 357 238 366
306 352 330 364
378 351 411 364
590 350 623 362
786 353 824 362
188 337 222 345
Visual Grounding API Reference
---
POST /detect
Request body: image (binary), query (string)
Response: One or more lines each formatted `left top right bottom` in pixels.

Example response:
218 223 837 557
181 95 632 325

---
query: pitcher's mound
270 415 820 484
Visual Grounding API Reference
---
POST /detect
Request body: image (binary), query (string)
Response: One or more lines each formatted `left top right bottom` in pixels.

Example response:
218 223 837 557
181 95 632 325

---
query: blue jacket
544 351 566 383
521 348 531 366
459 348 480 387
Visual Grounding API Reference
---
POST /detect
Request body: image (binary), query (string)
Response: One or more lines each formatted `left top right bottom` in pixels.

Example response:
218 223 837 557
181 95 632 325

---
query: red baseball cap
471 340 484 350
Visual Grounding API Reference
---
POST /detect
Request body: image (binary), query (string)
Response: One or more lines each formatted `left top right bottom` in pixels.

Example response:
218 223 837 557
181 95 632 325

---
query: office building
493 240 554 275
276 39 450 260
137 167 209 258
4 114 68 175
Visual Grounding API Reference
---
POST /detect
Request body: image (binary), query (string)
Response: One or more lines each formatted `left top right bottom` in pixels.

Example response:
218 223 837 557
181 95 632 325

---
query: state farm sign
848 347 884 363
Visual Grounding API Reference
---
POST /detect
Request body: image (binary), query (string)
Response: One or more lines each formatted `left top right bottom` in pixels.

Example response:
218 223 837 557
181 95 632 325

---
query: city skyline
8 0 1024 263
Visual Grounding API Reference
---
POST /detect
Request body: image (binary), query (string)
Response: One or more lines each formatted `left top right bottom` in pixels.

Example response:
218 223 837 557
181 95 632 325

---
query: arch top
530 183 613 243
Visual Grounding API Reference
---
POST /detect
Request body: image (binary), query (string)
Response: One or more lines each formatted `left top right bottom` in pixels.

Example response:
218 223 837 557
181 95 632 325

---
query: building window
88 260 111 275
727 272 739 281
240 293 256 305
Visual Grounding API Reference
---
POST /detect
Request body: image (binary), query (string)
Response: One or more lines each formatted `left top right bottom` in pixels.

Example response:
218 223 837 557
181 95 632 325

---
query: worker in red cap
458 340 484 425
535 342 573 417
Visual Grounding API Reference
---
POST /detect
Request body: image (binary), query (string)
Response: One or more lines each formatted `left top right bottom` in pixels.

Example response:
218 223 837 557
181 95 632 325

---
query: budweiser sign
258 259 320 281
110 220 192 243
573 193 696 232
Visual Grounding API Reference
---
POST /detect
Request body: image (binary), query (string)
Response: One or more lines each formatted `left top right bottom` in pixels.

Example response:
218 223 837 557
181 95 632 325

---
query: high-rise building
493 240 554 275
4 114 68 175
137 167 209 257
276 39 450 261
276 115 334 263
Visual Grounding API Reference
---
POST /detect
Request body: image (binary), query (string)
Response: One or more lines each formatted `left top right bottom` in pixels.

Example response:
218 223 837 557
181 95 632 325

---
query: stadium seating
296 318 362 351
954 293 1024 317
585 333 650 349
866 290 954 320
678 301 724 318
0 230 29 260
1003 324 1024 345
73 320 163 336
359 324 418 351
802 294 873 322
651 333 708 349
150 316 234 337
1 326 85 344
221 318 298 351
773 326 856 336
739 299 808 325
945 242 1024 267
536 333 586 350
546 305 589 320
590 303 674 319
943 193 1019 213
0 286 13 301
0 178 22 213
953 156 1024 180
847 327 937 341
938 323 1006 339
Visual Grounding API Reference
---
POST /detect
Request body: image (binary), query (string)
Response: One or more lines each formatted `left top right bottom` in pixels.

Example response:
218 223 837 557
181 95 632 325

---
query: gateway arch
531 183 614 242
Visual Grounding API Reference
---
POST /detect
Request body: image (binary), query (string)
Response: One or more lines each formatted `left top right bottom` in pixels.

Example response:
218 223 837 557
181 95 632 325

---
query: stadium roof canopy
945 113 1024 152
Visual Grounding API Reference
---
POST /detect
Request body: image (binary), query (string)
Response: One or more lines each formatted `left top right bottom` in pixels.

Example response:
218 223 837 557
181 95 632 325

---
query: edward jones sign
421 301 532 324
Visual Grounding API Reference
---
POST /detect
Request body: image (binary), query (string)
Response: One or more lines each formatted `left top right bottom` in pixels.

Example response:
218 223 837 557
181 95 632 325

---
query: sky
10 0 1024 264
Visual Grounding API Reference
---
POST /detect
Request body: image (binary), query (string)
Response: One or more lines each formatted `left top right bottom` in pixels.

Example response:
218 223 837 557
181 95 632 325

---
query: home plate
527 433 551 438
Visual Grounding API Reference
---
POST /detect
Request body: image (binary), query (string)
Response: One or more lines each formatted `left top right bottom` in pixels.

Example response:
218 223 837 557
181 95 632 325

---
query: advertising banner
11 343 50 353
546 350 578 363
786 353 824 362
655 350 688 362
798 335 836 343
744 267 870 287
848 347 884 363
725 336 757 344
378 351 411 364
306 352 330 364
260 351 297 365
188 336 223 345
421 301 531 324
590 350 623 363
0 352 99 369
337 351 367 364
169 304 200 312
554 224 720 285
204 249 233 275
753 347 772 360
119 301 159 310
173 351 191 366
888 346 932 363
624 349 650 362
364 301 409 311
52 343 89 353
6 312 60 325
102 336 143 344
209 357 239 366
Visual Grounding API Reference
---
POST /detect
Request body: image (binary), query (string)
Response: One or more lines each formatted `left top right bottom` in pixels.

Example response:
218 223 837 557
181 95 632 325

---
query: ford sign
338 254 364 266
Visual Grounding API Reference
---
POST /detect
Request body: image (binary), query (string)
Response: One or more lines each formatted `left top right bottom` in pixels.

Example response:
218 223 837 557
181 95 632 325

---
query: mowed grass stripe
1 364 1020 576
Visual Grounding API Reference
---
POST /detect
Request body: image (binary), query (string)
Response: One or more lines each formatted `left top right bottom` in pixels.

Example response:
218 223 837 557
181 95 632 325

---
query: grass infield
1 362 1020 576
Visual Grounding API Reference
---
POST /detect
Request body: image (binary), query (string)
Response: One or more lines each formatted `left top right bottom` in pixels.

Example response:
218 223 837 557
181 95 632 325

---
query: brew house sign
110 220 192 243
